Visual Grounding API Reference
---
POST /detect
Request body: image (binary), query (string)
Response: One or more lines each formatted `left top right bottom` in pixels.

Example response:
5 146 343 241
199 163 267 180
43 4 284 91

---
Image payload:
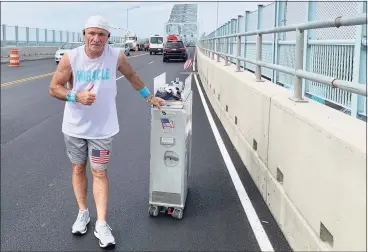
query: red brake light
179 48 185 51
164 47 169 51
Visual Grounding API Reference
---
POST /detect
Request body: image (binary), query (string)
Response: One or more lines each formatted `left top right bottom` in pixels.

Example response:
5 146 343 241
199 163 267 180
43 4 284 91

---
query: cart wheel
172 208 183 219
148 205 159 217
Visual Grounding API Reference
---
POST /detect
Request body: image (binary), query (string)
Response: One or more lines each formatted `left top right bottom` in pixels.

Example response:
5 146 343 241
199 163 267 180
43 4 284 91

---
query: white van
149 34 164 55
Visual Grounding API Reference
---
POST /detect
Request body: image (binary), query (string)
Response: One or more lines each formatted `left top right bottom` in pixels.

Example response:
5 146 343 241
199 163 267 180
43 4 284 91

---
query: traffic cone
9 48 20 67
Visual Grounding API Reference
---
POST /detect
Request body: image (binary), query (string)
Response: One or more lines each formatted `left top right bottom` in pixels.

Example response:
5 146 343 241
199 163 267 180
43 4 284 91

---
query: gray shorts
63 134 114 170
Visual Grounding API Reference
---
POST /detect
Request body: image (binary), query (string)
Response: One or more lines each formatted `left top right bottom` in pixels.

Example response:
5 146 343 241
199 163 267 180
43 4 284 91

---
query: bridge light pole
127 5 140 30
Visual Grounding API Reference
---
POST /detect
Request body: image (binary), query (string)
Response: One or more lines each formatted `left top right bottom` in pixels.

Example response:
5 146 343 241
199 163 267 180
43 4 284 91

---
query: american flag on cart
161 118 175 129
183 57 193 70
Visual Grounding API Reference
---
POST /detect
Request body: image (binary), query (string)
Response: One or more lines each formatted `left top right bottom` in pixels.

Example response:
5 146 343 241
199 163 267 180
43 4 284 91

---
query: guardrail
199 13 367 106
1 24 125 47
1 46 59 64
200 1 367 120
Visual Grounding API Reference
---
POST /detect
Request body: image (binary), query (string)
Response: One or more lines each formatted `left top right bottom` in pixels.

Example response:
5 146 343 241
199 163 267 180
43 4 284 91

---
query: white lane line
148 61 154 64
116 76 125 80
129 53 149 58
192 53 274 252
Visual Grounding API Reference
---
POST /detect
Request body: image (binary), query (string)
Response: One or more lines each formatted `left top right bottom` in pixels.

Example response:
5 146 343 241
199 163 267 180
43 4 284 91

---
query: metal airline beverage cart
148 72 193 220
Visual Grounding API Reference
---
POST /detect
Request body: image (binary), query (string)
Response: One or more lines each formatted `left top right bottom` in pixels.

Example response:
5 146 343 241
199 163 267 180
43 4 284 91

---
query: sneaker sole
72 217 90 235
94 230 116 248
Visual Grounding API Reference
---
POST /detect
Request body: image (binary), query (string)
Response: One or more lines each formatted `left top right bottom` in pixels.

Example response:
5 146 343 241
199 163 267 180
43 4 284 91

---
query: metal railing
199 13 367 105
1 24 125 47
199 1 367 120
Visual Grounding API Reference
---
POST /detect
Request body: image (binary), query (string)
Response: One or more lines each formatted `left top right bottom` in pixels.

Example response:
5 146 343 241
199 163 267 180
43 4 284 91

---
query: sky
1 0 273 39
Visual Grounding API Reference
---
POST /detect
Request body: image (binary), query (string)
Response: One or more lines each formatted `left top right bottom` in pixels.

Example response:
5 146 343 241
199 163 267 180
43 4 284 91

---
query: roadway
1 48 292 251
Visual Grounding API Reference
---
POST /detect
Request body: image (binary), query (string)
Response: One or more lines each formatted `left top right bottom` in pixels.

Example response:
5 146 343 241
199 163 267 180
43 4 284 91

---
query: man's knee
72 163 87 175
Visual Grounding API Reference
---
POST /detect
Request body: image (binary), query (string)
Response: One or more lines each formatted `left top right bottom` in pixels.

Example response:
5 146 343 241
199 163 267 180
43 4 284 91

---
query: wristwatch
146 94 153 103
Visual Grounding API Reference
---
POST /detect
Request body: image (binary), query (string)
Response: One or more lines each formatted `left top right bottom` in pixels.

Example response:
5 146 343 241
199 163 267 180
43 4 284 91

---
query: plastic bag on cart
155 85 182 101
153 73 192 103
154 77 184 101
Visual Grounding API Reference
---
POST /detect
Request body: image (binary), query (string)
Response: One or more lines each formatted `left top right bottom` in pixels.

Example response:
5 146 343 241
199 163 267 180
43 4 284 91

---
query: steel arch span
165 4 198 45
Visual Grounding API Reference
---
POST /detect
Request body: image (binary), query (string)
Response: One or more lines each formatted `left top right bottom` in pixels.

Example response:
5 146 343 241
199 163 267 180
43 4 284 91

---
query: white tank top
62 44 120 139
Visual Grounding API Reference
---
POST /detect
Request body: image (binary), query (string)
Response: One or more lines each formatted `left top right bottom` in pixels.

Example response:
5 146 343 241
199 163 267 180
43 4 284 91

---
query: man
49 15 165 248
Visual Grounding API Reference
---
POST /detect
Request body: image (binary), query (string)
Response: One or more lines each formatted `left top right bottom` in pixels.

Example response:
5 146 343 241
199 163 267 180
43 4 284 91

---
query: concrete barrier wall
196 48 367 251
1 46 58 63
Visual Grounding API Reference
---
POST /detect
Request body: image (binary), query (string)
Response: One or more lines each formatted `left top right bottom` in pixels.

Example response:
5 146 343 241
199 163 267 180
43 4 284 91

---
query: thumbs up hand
76 84 96 105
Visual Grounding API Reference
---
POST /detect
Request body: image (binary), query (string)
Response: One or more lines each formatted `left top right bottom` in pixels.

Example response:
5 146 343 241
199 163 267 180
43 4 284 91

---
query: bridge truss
165 4 198 45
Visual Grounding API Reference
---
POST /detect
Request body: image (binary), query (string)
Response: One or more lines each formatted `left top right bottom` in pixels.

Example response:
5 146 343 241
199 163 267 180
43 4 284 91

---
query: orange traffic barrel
9 48 20 67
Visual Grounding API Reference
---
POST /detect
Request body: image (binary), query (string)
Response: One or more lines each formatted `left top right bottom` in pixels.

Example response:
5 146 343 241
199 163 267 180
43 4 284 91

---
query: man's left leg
88 137 115 248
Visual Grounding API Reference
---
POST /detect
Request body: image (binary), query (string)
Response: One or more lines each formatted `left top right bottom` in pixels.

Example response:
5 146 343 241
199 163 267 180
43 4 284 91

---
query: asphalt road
1 48 292 251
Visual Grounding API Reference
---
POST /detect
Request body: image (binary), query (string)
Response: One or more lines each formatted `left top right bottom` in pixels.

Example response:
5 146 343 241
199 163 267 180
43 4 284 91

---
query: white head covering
84 15 111 33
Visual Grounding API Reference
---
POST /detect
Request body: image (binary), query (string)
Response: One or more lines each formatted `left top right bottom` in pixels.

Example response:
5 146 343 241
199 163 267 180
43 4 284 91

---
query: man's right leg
64 134 91 235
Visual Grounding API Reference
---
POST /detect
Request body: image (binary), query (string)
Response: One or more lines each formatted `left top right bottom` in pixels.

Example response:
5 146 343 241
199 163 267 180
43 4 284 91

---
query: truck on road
125 34 147 51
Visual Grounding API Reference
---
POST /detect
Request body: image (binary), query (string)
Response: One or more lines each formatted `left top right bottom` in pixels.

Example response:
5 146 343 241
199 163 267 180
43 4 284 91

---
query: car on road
111 43 130 56
55 42 84 64
162 40 188 62
144 40 150 51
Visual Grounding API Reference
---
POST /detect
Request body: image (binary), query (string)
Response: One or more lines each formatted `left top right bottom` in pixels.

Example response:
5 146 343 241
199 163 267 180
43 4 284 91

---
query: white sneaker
72 209 90 235
94 221 116 248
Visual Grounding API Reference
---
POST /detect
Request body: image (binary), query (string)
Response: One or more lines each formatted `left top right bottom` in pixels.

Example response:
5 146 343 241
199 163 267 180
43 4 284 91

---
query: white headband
84 15 111 33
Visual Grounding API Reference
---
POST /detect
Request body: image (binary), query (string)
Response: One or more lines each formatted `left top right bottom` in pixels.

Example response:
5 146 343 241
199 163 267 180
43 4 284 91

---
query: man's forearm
118 54 147 92
125 71 146 91
49 54 74 102
49 82 69 101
